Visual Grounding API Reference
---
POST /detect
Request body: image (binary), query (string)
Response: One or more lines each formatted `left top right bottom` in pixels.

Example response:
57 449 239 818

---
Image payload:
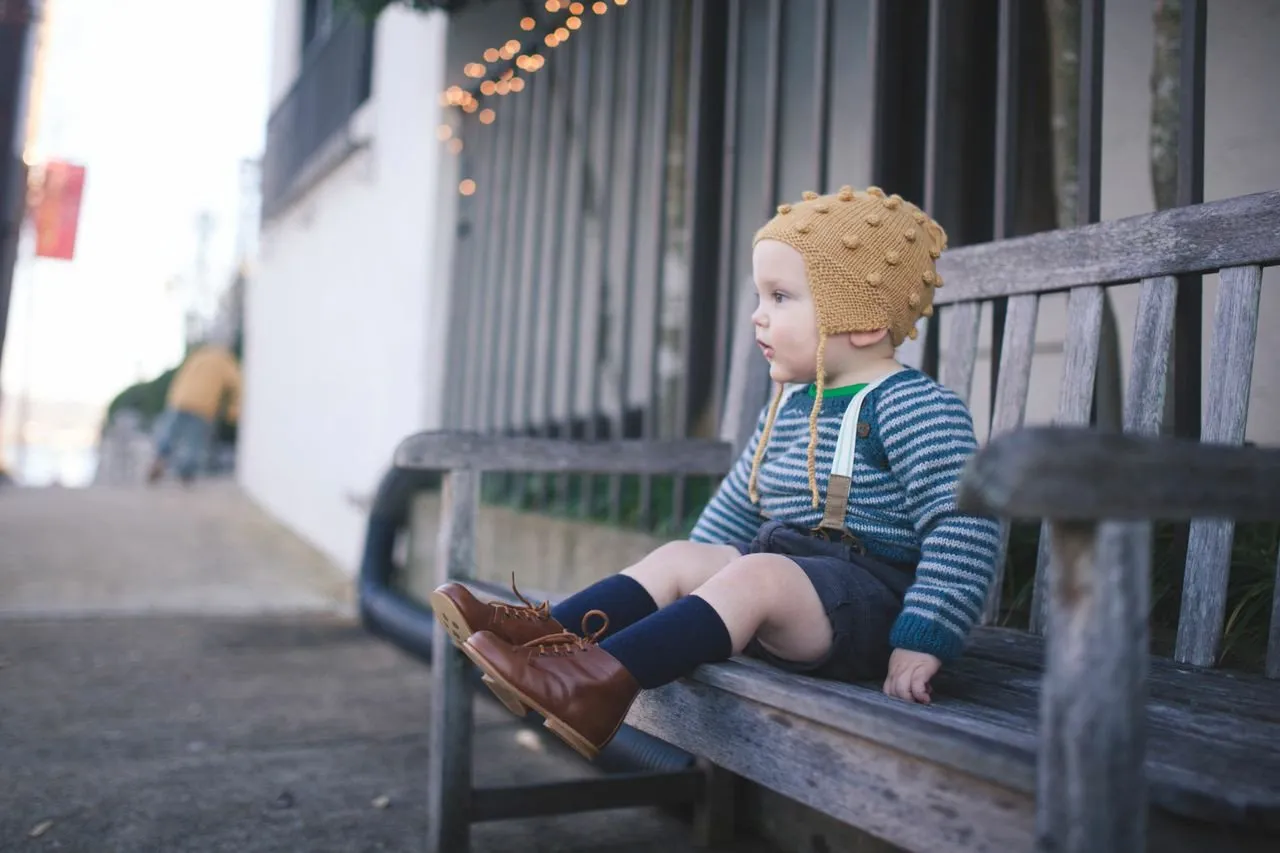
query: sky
1 0 272 408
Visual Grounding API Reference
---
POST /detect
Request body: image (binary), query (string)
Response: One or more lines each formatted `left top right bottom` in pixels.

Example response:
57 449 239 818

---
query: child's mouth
757 342 774 359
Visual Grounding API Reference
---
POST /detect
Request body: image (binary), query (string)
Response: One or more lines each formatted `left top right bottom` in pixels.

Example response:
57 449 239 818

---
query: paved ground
0 481 775 852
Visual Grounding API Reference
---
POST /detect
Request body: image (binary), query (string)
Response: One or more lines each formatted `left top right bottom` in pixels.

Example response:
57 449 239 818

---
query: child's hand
883 649 941 704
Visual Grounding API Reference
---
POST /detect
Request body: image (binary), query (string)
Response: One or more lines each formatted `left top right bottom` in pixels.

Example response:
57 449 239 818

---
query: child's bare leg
621 541 741 608
690 554 833 663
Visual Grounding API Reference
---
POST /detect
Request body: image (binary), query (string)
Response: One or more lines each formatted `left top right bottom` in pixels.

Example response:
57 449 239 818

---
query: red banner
30 160 86 261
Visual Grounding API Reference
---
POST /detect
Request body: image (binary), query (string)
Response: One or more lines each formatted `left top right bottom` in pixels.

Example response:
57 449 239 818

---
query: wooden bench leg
426 470 479 853
693 758 738 848
1038 519 1149 853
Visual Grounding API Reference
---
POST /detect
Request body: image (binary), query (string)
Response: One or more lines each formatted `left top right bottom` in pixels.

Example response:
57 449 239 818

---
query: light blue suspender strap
816 374 893 534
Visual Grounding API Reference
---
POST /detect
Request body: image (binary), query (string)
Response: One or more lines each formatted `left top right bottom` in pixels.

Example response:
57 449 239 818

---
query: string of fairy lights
436 0 631 196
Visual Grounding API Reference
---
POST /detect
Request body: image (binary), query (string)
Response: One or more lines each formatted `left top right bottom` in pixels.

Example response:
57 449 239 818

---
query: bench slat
940 301 983 406
427 470 480 853
395 432 735 475
1123 276 1177 435
628 645 1280 843
944 650 1280 828
628 665 1036 853
957 427 1280 520
983 293 1040 623
965 628 1280 725
933 190 1280 304
1176 265 1264 668
1031 285 1105 634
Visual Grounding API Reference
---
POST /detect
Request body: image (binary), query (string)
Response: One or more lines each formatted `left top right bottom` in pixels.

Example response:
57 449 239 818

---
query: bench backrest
722 190 1280 674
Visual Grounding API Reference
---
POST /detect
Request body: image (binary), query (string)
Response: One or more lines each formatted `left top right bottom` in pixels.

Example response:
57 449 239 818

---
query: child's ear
846 329 889 348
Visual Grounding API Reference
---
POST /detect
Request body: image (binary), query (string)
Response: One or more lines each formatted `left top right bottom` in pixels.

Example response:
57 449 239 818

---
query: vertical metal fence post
640 0 675 530
1173 0 1205 440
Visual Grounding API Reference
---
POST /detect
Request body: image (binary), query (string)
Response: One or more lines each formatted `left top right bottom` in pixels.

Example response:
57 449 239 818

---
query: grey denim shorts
730 521 914 683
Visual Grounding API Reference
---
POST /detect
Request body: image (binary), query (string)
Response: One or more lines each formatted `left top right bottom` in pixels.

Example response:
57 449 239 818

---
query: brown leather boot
429 576 565 651
462 611 641 761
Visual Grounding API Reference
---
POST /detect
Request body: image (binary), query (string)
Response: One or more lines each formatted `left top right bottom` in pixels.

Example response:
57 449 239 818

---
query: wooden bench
380 190 1280 852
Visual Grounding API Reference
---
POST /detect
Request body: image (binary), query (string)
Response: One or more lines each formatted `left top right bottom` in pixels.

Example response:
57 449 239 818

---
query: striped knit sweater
690 368 1001 661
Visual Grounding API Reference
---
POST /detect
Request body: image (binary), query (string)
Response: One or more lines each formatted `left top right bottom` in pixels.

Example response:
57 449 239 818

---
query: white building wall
240 6 450 573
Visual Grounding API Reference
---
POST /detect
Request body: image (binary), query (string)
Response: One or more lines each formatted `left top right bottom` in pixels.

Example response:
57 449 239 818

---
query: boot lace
491 572 552 622
521 610 609 657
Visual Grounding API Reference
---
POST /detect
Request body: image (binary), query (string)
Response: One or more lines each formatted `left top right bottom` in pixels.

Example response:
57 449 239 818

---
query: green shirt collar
805 382 868 398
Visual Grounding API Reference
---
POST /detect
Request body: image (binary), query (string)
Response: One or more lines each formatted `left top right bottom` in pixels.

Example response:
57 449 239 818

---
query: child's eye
772 291 788 304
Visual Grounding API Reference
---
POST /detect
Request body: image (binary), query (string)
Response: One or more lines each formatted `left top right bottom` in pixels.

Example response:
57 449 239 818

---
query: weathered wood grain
958 426 1280 521
628 675 1037 853
1123 276 1177 436
395 432 735 476
984 293 1040 623
1176 265 1264 668
1032 285 1105 634
1039 520 1149 853
966 628 1280 721
939 301 983 406
427 470 480 853
933 190 1280 304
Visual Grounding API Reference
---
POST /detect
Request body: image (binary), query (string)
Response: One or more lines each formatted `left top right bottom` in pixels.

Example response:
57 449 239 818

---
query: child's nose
751 304 767 327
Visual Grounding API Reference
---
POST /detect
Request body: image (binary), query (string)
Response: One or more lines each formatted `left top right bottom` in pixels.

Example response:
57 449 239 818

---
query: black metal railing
261 13 373 220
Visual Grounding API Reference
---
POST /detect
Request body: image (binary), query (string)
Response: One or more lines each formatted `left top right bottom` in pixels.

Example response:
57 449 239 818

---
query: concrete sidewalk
0 482 775 852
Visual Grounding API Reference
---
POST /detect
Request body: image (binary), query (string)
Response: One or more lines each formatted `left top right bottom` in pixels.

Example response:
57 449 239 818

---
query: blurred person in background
147 328 241 486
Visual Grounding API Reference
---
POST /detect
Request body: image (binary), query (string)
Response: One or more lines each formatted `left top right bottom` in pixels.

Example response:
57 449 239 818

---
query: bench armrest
394 431 736 477
958 426 1280 522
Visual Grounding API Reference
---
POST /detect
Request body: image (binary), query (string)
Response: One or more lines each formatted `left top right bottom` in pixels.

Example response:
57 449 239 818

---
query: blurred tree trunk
1151 0 1181 211
1045 0 1123 431
1151 0 1182 434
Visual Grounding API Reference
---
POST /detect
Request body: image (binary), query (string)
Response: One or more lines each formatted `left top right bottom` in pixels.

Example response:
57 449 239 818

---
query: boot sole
462 638 606 762
429 591 530 718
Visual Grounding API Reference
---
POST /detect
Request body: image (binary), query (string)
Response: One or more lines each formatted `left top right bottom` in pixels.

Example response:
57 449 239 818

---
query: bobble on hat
838 186 854 201
885 249 901 265
904 229 917 242
777 203 792 215
842 234 860 250
802 190 819 200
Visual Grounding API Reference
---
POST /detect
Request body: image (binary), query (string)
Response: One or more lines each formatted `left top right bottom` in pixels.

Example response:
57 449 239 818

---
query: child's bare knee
712 554 789 596
626 540 737 602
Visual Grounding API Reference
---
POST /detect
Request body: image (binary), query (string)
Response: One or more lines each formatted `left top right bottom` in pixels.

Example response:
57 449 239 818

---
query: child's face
751 240 821 384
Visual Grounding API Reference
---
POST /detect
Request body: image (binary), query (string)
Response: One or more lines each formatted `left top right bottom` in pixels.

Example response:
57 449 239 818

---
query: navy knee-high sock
600 595 733 689
550 574 657 640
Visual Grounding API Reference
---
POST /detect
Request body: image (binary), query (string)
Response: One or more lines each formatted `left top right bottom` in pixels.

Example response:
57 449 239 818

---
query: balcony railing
261 14 373 220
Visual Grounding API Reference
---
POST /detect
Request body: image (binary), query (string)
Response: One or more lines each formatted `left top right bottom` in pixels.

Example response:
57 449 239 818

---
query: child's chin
769 365 814 385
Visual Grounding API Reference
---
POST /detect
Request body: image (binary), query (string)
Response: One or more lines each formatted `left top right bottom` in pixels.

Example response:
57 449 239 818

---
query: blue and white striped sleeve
877 381 1001 661
689 408 767 545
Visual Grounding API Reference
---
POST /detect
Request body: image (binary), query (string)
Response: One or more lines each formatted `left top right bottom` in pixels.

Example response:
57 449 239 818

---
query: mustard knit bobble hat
747 186 949 508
